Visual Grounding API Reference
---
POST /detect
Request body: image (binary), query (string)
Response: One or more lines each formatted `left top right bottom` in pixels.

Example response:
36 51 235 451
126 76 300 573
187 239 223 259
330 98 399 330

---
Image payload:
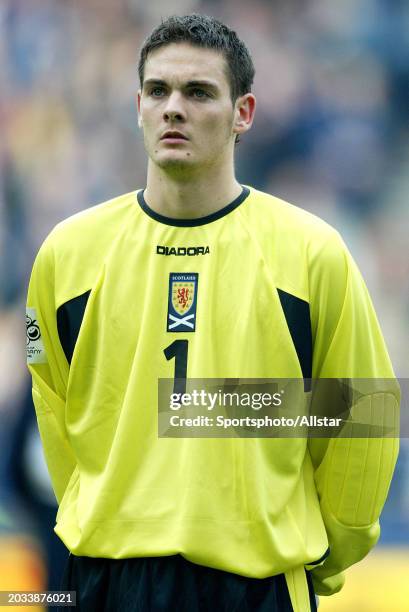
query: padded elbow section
316 391 399 527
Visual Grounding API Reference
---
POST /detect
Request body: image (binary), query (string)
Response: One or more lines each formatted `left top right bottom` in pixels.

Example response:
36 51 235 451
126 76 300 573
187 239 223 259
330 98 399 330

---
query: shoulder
30 190 142 304
50 190 138 243
36 190 140 260
243 186 342 250
241 186 351 301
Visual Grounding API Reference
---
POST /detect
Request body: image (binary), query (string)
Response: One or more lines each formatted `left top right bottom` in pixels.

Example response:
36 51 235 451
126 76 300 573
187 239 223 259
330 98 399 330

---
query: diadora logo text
156 245 210 256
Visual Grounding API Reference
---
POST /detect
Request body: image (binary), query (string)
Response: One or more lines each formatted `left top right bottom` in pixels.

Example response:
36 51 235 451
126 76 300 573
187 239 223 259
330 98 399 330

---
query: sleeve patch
26 307 48 364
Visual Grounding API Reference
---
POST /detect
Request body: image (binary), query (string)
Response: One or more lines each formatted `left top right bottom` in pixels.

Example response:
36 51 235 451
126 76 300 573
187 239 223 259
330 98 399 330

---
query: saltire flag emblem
167 273 198 332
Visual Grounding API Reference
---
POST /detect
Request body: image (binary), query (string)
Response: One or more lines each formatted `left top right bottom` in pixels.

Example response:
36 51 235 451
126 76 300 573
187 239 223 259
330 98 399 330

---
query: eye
149 87 165 97
190 88 210 99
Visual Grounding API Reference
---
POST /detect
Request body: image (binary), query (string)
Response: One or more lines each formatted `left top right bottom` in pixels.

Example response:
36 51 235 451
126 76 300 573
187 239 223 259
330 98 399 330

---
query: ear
137 91 143 128
232 93 256 138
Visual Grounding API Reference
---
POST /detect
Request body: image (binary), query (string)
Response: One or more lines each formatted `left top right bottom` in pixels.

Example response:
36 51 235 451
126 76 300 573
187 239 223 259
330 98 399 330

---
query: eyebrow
143 78 219 91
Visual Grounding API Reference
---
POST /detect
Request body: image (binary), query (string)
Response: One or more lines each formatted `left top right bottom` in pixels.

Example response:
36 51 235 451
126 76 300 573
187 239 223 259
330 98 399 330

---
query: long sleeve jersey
26 185 399 599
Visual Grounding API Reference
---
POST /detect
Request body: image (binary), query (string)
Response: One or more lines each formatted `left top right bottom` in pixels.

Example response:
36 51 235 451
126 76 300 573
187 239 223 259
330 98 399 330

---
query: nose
163 91 186 123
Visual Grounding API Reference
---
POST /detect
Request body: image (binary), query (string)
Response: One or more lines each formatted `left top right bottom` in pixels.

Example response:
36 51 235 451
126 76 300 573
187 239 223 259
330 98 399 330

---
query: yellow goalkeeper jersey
26 186 399 598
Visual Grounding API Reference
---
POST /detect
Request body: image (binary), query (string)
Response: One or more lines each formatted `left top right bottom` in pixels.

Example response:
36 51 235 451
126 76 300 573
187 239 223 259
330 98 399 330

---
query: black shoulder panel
277 288 312 389
57 290 91 364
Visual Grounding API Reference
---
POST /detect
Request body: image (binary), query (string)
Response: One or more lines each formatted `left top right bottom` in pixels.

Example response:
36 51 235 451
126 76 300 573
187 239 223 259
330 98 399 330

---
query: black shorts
59 553 317 612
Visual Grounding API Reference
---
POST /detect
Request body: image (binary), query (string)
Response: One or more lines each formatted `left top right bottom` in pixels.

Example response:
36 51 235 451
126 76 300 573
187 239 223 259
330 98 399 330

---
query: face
137 43 254 175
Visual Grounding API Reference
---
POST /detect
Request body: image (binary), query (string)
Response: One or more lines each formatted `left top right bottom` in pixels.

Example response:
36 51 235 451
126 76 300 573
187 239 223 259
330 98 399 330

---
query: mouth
160 131 189 143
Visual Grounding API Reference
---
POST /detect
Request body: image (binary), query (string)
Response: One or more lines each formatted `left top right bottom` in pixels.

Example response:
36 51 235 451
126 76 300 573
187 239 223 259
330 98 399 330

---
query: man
26 14 399 612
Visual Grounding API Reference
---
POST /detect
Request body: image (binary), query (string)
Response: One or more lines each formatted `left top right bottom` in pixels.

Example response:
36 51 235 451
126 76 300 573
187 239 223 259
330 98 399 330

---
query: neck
144 157 242 220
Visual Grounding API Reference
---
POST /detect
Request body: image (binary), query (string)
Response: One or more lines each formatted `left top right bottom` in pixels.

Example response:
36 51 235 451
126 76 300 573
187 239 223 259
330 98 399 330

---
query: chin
155 154 197 173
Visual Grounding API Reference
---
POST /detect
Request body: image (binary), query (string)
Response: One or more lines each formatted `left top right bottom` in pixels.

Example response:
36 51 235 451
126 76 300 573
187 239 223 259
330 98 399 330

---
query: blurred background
0 0 408 610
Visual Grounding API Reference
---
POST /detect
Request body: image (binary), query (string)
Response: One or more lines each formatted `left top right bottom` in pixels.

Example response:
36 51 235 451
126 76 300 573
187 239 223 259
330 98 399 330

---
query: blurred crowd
0 0 408 596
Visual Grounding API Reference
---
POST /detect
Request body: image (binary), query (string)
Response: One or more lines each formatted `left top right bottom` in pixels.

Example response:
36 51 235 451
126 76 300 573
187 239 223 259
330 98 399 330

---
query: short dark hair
138 14 255 102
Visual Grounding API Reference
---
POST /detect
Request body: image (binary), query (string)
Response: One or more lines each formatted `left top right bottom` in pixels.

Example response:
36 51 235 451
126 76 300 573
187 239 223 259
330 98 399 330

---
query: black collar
137 186 250 227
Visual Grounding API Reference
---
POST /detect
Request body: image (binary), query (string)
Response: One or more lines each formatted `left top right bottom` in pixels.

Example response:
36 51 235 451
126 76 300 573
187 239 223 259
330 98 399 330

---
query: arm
307 232 399 595
26 238 76 504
